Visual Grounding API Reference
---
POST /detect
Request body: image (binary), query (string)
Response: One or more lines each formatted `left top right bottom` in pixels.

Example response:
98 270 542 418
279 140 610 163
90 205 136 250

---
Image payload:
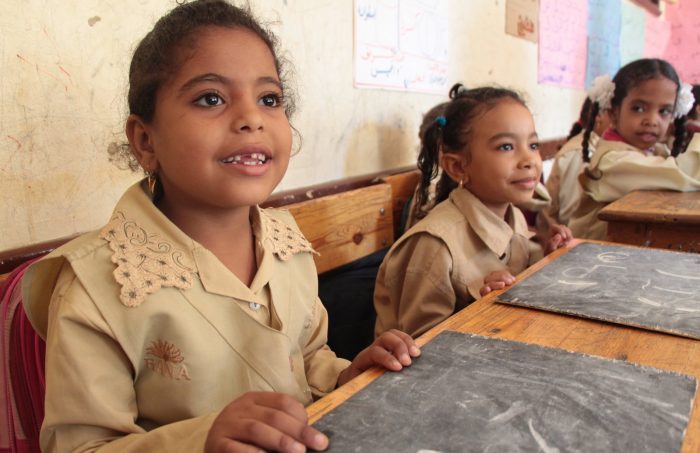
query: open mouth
220 152 269 166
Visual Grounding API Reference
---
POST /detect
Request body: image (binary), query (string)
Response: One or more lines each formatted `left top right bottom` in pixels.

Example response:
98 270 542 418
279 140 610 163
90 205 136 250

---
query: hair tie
674 82 694 119
436 116 447 127
588 74 615 110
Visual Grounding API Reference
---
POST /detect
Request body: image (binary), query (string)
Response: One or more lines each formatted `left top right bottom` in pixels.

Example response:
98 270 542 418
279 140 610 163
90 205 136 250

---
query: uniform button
249 302 261 311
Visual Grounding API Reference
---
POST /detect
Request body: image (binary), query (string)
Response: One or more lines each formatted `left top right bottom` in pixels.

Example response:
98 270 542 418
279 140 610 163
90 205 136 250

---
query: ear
439 152 469 186
126 114 158 172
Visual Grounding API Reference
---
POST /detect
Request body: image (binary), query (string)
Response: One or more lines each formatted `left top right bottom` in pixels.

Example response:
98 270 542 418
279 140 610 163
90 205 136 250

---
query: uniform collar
100 180 314 307
449 188 529 257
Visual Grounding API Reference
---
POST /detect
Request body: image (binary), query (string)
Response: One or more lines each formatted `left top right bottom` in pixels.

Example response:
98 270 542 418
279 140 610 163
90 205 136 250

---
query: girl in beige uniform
545 98 611 226
21 2 419 452
569 58 700 240
374 85 573 339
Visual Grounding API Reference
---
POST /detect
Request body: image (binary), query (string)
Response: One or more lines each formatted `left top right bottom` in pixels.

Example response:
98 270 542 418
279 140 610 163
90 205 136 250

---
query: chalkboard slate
313 331 696 453
497 242 700 339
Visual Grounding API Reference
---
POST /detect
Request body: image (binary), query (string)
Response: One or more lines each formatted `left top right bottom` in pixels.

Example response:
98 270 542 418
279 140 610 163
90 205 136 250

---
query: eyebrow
178 73 283 94
488 132 539 143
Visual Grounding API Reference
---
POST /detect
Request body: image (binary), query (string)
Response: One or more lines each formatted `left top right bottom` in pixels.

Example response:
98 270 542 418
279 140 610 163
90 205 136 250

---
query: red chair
1 259 45 453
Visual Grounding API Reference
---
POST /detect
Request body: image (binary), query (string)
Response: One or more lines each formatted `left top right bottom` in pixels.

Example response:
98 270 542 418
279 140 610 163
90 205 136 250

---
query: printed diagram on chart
354 0 448 93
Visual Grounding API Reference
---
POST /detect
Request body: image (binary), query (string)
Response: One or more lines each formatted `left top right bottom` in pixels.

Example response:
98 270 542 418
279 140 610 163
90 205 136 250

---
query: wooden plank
307 239 700 453
599 190 700 252
381 169 420 238
286 183 394 274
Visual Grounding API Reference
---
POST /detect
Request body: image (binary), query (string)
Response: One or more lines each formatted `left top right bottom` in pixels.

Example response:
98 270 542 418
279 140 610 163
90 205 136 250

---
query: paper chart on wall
505 0 538 43
538 0 588 89
585 0 621 88
353 0 448 94
643 11 671 59
664 1 700 84
620 1 646 66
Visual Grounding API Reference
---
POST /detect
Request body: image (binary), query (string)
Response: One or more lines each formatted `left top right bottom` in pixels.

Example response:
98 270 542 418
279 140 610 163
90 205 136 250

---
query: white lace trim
99 212 195 307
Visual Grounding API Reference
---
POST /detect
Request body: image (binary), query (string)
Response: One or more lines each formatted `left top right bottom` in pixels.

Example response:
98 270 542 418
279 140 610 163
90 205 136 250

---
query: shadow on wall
343 119 415 176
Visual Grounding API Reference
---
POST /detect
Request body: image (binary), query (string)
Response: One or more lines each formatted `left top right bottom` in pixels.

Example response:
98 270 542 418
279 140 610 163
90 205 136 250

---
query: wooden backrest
381 169 420 239
285 183 394 274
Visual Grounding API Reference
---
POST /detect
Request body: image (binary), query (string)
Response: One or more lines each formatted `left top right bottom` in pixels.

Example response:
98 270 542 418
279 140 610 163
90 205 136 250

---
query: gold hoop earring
459 179 464 189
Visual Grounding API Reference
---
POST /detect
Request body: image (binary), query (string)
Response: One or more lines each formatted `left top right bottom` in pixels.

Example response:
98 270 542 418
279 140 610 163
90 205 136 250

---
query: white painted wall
0 0 588 252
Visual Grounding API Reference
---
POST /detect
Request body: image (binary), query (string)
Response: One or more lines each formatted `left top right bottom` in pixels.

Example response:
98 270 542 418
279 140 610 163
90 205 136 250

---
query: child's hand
544 223 573 255
338 329 421 386
205 391 328 453
480 270 516 296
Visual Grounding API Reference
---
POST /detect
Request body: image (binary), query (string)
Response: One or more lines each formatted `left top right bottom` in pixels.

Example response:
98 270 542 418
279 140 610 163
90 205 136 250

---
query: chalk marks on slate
498 242 700 339
313 331 695 452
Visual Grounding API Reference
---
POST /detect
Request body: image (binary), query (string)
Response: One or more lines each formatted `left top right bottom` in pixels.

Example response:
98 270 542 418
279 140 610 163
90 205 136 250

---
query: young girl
21 2 419 452
545 98 611 226
374 84 572 339
569 59 700 240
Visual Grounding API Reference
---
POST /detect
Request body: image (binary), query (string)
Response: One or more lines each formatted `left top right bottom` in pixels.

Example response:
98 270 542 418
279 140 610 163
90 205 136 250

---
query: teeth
221 152 268 164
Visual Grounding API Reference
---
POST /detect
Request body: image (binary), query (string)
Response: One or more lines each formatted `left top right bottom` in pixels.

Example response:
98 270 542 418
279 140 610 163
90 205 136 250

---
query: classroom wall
1 0 588 252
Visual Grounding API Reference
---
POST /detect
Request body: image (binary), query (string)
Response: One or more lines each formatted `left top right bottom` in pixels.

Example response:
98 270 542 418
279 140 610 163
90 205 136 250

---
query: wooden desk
598 190 700 253
307 240 700 453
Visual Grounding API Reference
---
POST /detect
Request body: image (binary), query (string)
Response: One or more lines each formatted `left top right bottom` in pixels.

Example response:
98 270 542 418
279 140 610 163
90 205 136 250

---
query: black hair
567 98 592 141
110 0 296 172
582 58 686 162
690 85 700 120
414 83 526 219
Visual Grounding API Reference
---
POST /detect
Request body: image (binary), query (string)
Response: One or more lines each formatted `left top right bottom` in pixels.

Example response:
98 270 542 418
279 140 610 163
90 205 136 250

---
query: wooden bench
0 167 421 283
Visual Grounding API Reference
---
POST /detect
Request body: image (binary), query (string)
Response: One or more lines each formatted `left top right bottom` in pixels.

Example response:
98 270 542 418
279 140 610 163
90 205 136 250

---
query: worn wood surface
599 190 700 252
286 183 394 274
381 169 420 238
308 239 700 453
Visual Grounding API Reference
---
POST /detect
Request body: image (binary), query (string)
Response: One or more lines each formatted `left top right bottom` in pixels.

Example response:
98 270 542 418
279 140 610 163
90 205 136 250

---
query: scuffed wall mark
7 136 22 150
88 16 102 26
16 54 70 92
58 65 73 85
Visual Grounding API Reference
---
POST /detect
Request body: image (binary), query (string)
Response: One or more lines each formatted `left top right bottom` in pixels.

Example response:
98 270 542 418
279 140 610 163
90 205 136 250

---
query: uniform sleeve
302 298 351 398
42 267 216 453
585 147 700 203
373 233 456 339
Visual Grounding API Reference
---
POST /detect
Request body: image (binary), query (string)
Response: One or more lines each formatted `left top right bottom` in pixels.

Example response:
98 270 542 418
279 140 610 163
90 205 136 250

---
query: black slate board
497 242 700 339
313 331 696 453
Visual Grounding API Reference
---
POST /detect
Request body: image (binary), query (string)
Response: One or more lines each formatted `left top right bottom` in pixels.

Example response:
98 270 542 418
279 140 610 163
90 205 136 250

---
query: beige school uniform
22 182 349 453
374 188 531 339
569 134 700 240
545 132 600 225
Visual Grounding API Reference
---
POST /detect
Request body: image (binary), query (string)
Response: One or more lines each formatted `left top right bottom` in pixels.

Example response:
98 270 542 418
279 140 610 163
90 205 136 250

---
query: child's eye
530 142 540 151
631 105 644 113
497 143 514 151
194 93 224 107
660 107 672 117
259 93 283 108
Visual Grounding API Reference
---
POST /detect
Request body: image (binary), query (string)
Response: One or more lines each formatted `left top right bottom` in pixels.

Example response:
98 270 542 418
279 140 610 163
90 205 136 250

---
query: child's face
611 77 677 150
143 26 292 212
462 99 542 217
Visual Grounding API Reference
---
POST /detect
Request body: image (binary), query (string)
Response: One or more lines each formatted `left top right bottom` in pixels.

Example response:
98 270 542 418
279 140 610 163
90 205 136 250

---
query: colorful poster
664 2 700 83
353 0 449 94
620 0 645 66
643 11 671 59
538 0 588 89
585 0 621 88
506 0 539 43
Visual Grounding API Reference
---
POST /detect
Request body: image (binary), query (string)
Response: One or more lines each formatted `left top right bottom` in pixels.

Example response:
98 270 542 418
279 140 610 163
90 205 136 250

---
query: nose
231 98 263 133
642 110 660 127
517 144 539 169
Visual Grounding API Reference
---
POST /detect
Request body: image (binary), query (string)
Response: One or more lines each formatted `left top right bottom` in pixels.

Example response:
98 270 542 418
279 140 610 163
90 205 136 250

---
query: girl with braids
373 84 572 339
545 98 610 226
21 1 419 451
569 58 700 240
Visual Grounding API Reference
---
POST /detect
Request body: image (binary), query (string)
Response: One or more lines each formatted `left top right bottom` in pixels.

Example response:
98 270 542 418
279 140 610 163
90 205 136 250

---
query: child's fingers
375 330 413 366
385 329 421 357
232 416 326 453
480 285 492 296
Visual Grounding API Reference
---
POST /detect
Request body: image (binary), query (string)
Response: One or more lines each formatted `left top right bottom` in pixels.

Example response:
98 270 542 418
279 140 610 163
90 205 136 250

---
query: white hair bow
588 75 615 110
674 82 694 119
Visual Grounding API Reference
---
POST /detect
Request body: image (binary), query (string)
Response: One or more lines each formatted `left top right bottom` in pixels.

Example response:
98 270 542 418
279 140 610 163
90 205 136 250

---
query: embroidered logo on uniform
144 339 191 381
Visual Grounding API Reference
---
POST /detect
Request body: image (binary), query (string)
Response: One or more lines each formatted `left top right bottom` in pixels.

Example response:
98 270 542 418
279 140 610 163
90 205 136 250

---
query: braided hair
582 58 687 162
414 83 526 219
